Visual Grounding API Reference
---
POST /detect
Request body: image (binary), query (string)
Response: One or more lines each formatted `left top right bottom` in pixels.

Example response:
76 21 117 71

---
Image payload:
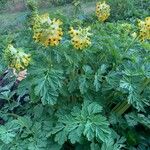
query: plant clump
33 13 63 47
96 1 110 22
138 16 150 41
4 44 30 71
69 26 92 50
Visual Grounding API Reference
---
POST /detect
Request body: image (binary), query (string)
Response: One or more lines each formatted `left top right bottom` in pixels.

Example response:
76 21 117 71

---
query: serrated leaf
101 136 126 150
90 142 100 150
52 124 65 134
79 76 88 94
55 130 67 145
68 129 80 144
51 102 111 144
83 65 93 74
16 116 32 128
33 104 44 119
83 122 95 141
87 102 102 115
94 74 101 92
0 126 16 144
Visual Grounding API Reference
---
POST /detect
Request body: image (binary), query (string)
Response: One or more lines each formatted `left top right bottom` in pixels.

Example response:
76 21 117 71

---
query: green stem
112 78 150 115
125 35 139 52
141 78 150 93
112 100 127 113
117 102 131 116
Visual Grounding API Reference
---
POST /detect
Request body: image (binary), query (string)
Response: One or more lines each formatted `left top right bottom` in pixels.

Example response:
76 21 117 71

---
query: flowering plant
0 1 150 150
69 26 91 49
33 13 63 46
96 1 110 22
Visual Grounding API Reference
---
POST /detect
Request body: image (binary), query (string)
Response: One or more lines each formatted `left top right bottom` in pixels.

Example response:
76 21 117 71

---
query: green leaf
83 122 95 141
15 116 32 128
94 74 101 92
120 77 135 92
90 142 100 150
125 113 138 127
137 114 150 128
51 101 111 144
94 65 107 92
79 75 88 94
101 136 126 150
50 124 65 135
32 68 63 105
82 65 93 74
33 104 44 119
68 129 81 144
54 129 67 145
0 126 16 144
87 102 102 115
0 121 19 145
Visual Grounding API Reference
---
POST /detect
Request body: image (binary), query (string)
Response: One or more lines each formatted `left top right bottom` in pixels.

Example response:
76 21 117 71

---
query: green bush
0 1 150 150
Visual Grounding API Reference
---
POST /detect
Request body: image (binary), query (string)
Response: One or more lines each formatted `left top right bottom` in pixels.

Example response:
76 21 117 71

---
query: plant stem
125 35 139 52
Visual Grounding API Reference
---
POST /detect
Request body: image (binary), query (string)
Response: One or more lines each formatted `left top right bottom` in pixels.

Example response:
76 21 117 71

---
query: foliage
0 0 150 150
107 0 150 21
50 101 111 145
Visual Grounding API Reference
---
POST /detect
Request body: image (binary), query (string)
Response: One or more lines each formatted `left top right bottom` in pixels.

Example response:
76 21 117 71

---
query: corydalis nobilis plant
4 44 30 71
69 26 92 50
33 13 63 47
96 1 110 22
138 17 150 41
0 1 150 150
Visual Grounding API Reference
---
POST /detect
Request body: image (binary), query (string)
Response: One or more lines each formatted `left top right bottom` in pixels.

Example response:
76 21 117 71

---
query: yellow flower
96 1 110 22
138 17 150 41
69 26 92 50
5 44 31 71
33 13 63 47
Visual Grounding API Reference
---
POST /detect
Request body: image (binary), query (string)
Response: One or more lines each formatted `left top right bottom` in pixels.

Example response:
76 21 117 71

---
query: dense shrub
0 0 150 150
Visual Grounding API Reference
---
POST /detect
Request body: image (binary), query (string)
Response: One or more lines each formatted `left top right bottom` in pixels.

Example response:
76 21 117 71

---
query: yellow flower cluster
69 26 92 50
138 17 150 41
33 13 63 47
96 1 110 22
5 44 30 71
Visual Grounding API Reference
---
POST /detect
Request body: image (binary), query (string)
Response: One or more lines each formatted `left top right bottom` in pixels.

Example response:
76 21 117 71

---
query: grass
0 2 96 34
0 11 28 34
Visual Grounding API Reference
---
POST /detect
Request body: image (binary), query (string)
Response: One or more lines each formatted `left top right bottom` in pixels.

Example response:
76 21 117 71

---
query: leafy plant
0 0 150 149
